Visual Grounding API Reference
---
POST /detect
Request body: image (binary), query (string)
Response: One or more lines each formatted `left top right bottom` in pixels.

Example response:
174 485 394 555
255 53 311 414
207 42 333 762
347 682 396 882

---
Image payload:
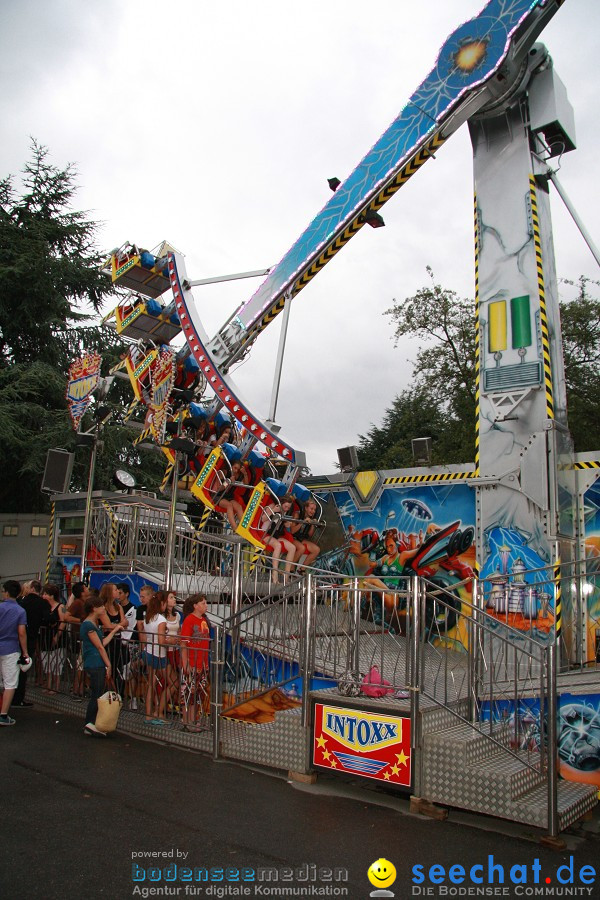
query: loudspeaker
411 437 432 465
337 446 359 472
41 449 74 494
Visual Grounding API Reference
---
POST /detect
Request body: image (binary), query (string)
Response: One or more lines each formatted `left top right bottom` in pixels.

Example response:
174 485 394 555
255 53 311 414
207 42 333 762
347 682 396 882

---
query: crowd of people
0 579 211 737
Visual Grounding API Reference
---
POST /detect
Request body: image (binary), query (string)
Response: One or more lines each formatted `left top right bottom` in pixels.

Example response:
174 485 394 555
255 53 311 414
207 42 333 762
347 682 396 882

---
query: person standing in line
164 590 182 714
116 583 138 709
40 583 68 694
80 595 123 737
13 579 49 708
98 582 127 697
0 580 29 726
180 594 211 732
62 582 88 700
143 591 168 725
132 584 154 709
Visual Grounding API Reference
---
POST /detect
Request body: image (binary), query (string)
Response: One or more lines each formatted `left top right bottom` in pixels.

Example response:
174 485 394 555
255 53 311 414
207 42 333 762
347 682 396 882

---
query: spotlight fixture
327 177 341 192
361 209 386 228
114 468 136 490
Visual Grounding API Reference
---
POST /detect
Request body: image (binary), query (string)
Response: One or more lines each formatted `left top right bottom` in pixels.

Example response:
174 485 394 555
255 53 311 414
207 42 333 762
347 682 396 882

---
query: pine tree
0 142 163 512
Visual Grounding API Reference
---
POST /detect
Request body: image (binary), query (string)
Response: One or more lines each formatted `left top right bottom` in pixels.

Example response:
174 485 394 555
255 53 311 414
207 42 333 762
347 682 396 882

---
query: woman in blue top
80 595 123 737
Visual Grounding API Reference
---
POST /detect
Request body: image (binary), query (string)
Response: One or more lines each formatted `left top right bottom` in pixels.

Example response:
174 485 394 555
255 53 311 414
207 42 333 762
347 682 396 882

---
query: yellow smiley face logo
367 858 397 889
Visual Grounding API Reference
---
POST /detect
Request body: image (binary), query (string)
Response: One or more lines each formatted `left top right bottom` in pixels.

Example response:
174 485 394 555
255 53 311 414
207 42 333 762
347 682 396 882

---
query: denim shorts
142 651 167 670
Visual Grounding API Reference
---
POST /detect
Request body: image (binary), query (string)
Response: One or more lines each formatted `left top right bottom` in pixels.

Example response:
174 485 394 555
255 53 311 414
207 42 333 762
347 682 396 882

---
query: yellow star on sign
330 758 337 768
391 764 400 776
322 749 331 761
383 771 391 780
316 735 327 749
396 750 409 766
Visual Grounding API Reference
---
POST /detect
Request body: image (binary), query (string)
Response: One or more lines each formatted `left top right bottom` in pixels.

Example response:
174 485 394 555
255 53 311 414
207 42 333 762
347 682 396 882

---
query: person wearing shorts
180 594 210 731
143 592 168 725
164 591 182 713
0 580 30 725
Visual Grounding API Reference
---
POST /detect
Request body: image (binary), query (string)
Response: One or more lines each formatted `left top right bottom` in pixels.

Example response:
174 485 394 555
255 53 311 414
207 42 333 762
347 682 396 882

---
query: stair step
419 701 470 734
512 781 598 831
423 721 512 764
424 742 544 801
421 724 598 830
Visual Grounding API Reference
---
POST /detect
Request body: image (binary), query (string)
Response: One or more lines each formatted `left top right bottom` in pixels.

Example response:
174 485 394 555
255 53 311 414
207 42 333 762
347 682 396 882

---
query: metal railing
42 509 585 834
34 623 212 734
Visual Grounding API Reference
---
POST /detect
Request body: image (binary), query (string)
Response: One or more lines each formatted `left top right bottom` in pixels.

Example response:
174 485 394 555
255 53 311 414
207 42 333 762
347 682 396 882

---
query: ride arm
203 0 566 368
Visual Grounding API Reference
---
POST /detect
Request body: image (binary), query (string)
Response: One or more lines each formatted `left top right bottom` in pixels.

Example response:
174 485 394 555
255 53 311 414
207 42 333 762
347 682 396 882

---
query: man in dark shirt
13 579 49 707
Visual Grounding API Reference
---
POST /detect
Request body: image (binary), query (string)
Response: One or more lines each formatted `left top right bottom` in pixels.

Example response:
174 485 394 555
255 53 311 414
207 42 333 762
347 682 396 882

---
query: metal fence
35 623 212 734
33 530 580 835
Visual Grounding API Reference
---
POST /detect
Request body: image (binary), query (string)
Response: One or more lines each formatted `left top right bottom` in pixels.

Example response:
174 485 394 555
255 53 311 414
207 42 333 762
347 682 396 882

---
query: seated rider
258 494 296 585
213 460 248 531
290 497 321 568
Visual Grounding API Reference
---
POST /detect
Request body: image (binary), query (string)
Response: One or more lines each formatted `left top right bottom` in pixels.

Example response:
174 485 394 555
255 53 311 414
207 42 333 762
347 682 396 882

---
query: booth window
31 526 48 537
3 525 18 537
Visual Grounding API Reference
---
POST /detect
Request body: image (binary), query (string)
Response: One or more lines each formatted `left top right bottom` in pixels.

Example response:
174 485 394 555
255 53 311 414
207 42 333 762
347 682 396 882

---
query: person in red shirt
179 594 210 732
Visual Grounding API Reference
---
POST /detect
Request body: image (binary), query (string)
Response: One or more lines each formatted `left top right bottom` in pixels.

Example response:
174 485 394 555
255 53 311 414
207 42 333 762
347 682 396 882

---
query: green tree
358 270 600 469
558 276 600 453
357 386 463 469
0 142 163 512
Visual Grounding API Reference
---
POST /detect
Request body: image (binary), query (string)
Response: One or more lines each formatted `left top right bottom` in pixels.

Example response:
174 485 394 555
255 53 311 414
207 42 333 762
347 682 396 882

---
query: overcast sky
2 0 598 474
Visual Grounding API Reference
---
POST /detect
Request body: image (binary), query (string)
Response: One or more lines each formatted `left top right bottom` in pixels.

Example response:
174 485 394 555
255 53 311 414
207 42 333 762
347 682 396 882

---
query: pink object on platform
360 666 394 698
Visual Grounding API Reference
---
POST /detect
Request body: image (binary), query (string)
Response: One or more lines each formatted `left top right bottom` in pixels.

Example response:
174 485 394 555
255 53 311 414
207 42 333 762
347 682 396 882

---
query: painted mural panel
582 476 600 664
315 483 476 651
482 693 600 790
479 527 556 643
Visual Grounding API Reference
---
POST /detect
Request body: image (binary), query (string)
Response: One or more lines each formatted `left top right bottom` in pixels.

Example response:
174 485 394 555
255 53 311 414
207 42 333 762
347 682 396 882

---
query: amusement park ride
52 0 600 831
98 0 586 582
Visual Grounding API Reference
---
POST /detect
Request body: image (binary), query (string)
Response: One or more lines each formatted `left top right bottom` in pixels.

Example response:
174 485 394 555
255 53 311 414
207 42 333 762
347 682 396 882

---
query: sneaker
129 697 138 711
0 714 16 726
11 700 34 708
84 723 107 737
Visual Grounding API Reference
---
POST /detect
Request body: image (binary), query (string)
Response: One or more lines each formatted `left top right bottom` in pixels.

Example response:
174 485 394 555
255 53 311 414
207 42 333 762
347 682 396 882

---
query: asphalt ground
1 705 599 900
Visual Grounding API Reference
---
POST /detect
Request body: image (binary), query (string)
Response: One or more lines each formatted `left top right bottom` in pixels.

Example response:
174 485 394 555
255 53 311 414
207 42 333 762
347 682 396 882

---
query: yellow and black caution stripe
474 193 481 479
102 501 118 563
160 462 175 494
553 556 561 637
247 130 446 344
574 461 600 470
384 471 474 486
123 398 139 423
133 425 154 446
45 502 56 582
195 505 213 535
248 546 265 575
528 175 554 421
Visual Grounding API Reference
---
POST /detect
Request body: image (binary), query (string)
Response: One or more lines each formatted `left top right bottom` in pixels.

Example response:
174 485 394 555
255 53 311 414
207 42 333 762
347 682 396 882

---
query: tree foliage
559 276 600 453
0 142 164 512
358 269 600 469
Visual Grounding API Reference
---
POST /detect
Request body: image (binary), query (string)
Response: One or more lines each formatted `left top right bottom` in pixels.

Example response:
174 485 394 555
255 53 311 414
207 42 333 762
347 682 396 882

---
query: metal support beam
80 436 98 578
185 268 271 288
548 171 600 268
267 291 293 428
